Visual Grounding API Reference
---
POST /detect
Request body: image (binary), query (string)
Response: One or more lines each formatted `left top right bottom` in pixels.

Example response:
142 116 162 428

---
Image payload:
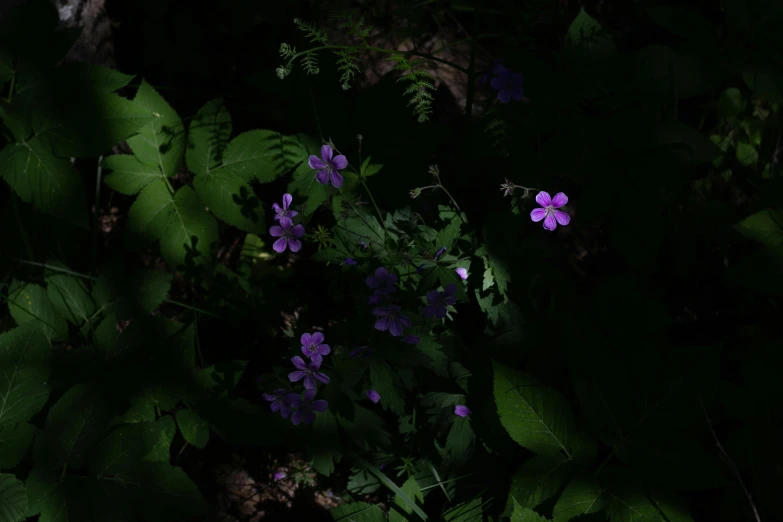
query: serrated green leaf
93 267 172 321
34 383 114 471
87 420 167 476
0 138 88 228
24 470 61 520
125 462 208 522
369 360 405 416
288 160 328 215
347 467 381 495
511 500 550 522
7 280 68 342
186 98 232 176
45 264 95 325
735 209 783 247
736 141 758 166
564 7 616 59
505 455 570 513
390 477 424 522
360 156 384 178
0 326 51 428
175 409 209 449
606 489 659 522
144 415 176 462
0 473 27 522
436 218 461 251
127 80 185 178
331 502 385 522
493 362 577 457
127 182 218 267
0 423 37 469
197 360 248 397
553 479 608 522
102 154 164 195
442 416 475 465
194 163 263 232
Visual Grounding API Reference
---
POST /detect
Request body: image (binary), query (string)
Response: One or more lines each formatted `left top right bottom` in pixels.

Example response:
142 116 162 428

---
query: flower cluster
423 283 457 319
481 59 524 104
308 144 347 189
269 193 305 253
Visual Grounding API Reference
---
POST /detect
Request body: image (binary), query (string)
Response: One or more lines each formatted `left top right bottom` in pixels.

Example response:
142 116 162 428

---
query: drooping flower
434 247 447 261
273 193 298 222
423 283 457 319
454 405 471 417
456 268 468 281
372 305 411 337
290 389 329 425
344 258 357 265
300 332 331 364
273 471 287 481
402 335 420 345
262 388 298 419
269 218 305 253
308 144 347 188
366 389 381 403
288 356 330 390
500 178 515 197
530 192 571 231
491 68 524 103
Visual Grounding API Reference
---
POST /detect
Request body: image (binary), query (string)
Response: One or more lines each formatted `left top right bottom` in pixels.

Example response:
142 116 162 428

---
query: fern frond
300 53 320 75
335 50 361 90
293 17 329 45
483 108 510 157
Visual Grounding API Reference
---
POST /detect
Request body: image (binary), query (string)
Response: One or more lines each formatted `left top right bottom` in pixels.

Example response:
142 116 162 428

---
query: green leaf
348 452 428 521
127 182 218 267
143 414 176 462
0 138 88 228
443 497 483 521
736 141 758 166
436 218 462 251
734 209 783 247
493 362 576 457
102 154 165 195
369 360 405 416
7 280 68 342
564 7 616 59
175 409 209 449
0 473 27 522
511 500 550 522
197 360 248 397
288 160 328 215
717 88 746 121
442 416 475 465
24 470 62 521
87 420 168 476
186 98 232 176
93 267 172 321
126 80 185 178
390 477 424 522
125 462 208 522
649 493 694 522
347 468 381 494
45 264 95 325
606 489 659 522
360 156 384 178
330 502 385 522
0 325 51 427
34 383 114 471
552 479 608 522
193 162 263 232
0 423 37 468
505 455 570 512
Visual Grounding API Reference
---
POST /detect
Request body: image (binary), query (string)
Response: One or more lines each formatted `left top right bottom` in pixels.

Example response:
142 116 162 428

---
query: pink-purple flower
423 283 457 319
366 389 381 403
308 144 347 188
288 356 330 390
530 191 571 231
273 471 287 481
273 193 298 222
262 388 299 419
456 268 468 281
373 305 411 337
289 388 329 425
269 218 305 253
491 68 524 103
367 266 398 303
300 332 331 364
454 405 471 417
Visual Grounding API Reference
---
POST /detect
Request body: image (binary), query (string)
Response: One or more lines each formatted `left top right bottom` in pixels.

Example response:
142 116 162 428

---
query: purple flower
269 218 305 253
366 267 397 293
456 268 468 281
454 405 471 417
273 193 298 222
366 389 381 403
308 144 347 188
423 283 457 319
530 192 571 231
288 356 330 390
402 335 420 345
290 389 329 425
273 471 287 481
373 305 411 337
490 69 524 103
434 247 447 261
479 58 506 83
350 346 374 359
300 332 331 364
262 388 298 419
344 258 357 265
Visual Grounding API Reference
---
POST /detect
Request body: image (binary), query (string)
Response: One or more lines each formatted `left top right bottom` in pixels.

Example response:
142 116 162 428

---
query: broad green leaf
288 160 328 215
650 493 694 522
369 360 405 416
717 88 746 121
493 362 576 457
505 455 570 513
0 138 87 228
127 182 218 267
114 387 179 425
143 415 176 462
345 212 385 243
441 416 475 465
7 280 67 342
0 325 51 427
93 314 119 353
193 163 263 232
87 421 167 476
736 142 758 166
331 502 385 522
34 383 114 471
511 500 550 522
126 80 185 178
0 473 27 522
443 497 483 521
360 156 384 178
606 489 659 522
347 468 381 495
93 267 172 320
436 218 461 251
63 478 135 522
390 477 424 522
564 7 616 59
102 154 164 195
186 98 232 176
45 264 95 325
175 409 209 449
552 479 608 522
734 210 783 247
197 359 248 398
125 462 208 522
0 423 38 468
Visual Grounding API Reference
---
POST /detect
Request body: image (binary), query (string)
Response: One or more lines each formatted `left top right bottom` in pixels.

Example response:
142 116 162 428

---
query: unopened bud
410 188 422 199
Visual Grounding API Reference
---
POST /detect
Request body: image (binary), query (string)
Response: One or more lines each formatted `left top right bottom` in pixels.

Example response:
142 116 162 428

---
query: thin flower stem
360 178 387 231
699 398 762 522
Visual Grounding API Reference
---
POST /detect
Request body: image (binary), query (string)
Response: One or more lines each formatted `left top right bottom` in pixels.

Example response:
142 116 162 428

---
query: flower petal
497 90 511 103
272 202 282 214
279 405 290 419
554 210 571 226
316 344 331 356
282 193 293 209
315 169 329 184
314 371 330 385
309 353 323 365
490 76 505 90
426 290 440 304
288 238 303 252
300 333 312 347
272 238 288 253
311 399 328 412
530 208 547 222
543 213 557 231
303 374 317 390
286 393 302 407
291 411 302 425
308 155 326 170
288 210 299 218
535 191 552 207
456 268 468 280
368 294 382 304
389 320 404 337
330 171 344 188
303 388 317 402
302 411 316 424
372 306 389 317
270 400 280 412
262 393 278 402
311 332 324 345
288 370 305 382
423 305 437 318
436 305 447 319
331 155 348 170
444 283 457 297
375 316 391 331
398 315 411 328
320 144 333 162
454 405 471 417
269 226 285 237
551 192 568 208
291 356 307 370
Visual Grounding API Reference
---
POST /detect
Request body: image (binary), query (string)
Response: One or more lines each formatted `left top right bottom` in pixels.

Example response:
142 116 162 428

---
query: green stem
360 178 387 232
288 45 469 74
91 156 104 272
